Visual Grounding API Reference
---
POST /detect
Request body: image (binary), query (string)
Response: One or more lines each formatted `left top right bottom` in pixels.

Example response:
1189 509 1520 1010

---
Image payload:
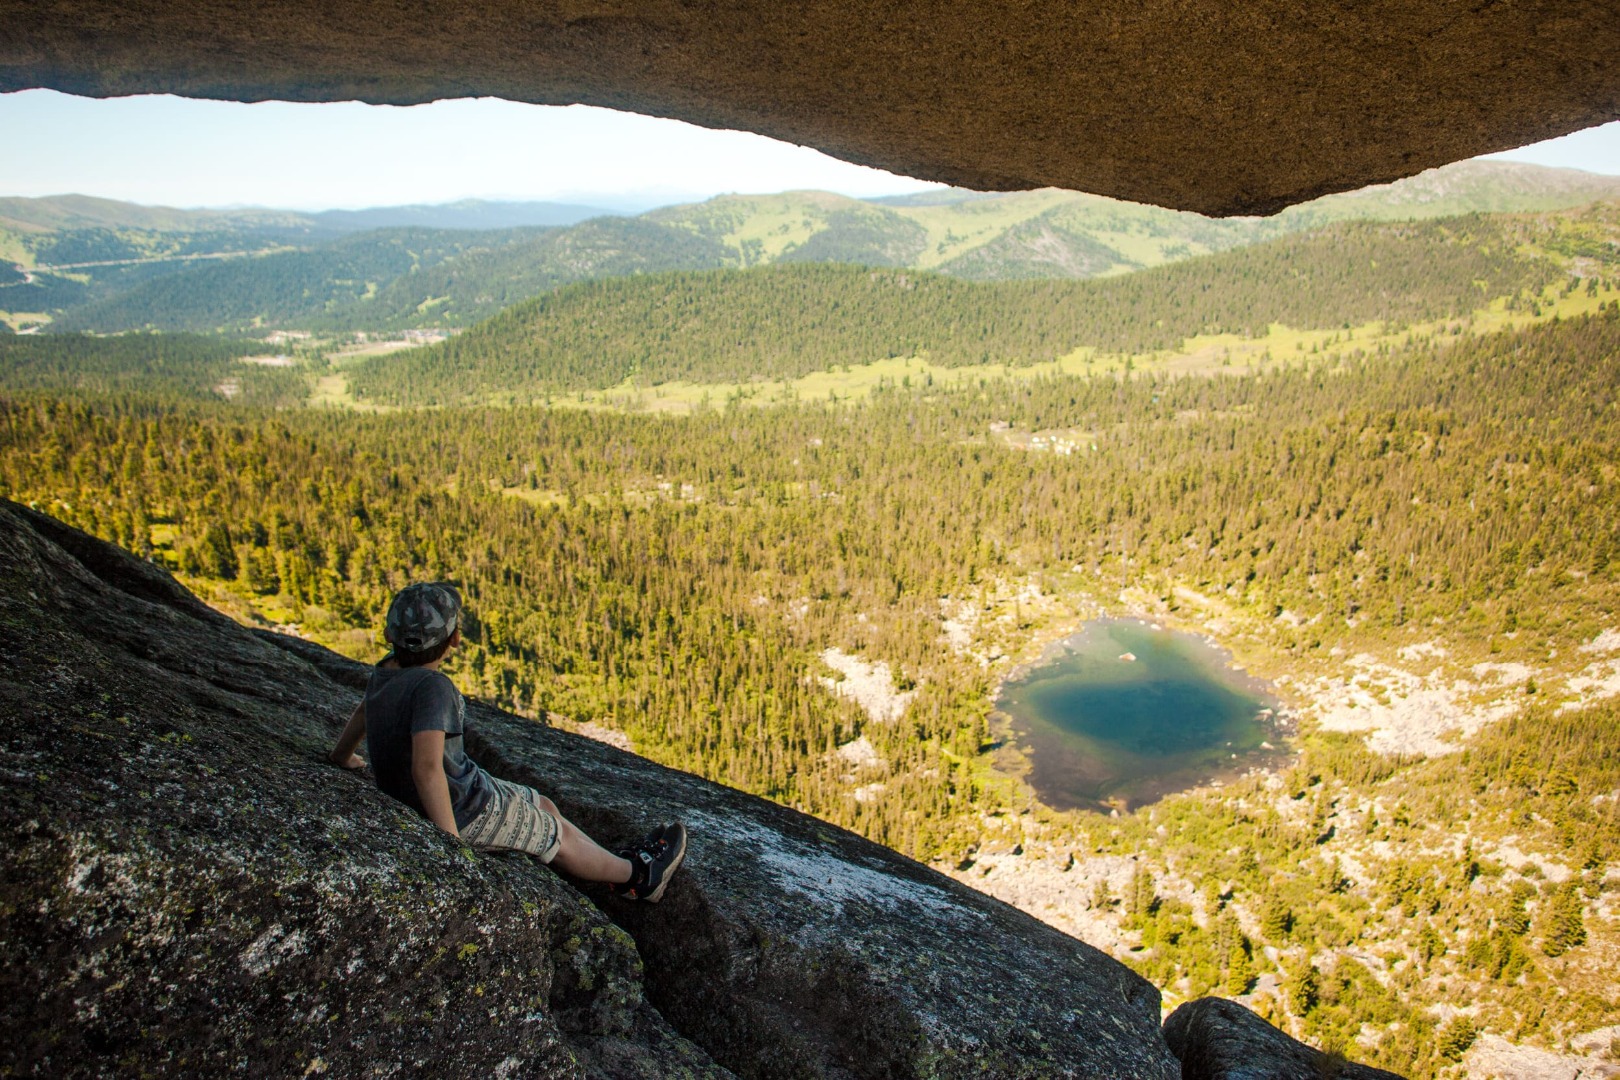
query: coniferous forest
4 198 1620 1077
348 217 1557 402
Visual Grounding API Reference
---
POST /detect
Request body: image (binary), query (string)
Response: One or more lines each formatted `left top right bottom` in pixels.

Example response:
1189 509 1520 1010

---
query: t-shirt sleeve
409 673 463 735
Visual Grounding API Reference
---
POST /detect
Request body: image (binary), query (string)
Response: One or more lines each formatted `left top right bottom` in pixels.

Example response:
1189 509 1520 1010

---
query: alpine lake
994 618 1291 813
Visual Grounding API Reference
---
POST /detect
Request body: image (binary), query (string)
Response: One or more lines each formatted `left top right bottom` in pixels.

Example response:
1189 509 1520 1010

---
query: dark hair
393 630 457 668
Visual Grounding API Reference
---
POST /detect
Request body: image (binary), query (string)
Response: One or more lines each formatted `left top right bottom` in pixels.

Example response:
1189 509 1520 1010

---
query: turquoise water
996 619 1287 812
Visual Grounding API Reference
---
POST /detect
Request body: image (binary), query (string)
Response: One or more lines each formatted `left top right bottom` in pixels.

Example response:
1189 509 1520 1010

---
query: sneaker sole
644 825 688 904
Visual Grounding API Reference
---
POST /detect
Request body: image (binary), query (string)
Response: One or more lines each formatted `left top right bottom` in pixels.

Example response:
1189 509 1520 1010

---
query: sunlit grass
309 372 396 411
0 231 34 267
655 191 863 265
895 190 1077 269
0 310 52 331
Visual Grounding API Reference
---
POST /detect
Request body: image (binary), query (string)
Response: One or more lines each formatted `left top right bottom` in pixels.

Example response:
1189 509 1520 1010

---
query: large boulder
2 1 1618 215
0 502 720 1078
1165 997 1405 1080
0 500 1178 1078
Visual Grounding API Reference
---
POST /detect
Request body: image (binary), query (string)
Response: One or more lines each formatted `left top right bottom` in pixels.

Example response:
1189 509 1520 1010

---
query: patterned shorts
461 777 562 863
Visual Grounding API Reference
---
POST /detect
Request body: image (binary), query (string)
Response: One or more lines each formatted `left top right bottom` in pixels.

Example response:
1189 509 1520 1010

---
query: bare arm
411 728 459 838
328 699 367 769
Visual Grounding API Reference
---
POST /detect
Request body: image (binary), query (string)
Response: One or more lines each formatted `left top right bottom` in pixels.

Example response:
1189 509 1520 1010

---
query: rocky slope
0 500 1397 1077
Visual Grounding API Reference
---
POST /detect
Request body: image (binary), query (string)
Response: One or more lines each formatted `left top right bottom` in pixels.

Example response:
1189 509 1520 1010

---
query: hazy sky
2 89 1618 212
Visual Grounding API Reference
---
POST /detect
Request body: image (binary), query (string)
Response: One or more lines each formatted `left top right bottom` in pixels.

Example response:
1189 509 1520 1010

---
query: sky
0 91 937 210
1 89 1618 212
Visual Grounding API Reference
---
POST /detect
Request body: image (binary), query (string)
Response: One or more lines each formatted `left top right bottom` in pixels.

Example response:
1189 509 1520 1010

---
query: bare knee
535 794 561 818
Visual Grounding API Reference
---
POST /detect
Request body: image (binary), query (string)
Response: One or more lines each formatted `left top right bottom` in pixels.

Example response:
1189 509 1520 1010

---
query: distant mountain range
0 195 618 238
0 193 320 236
306 200 617 232
3 160 1619 335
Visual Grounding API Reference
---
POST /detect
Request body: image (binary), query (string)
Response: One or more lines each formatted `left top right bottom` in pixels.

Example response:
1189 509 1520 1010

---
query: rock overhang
1 0 1618 216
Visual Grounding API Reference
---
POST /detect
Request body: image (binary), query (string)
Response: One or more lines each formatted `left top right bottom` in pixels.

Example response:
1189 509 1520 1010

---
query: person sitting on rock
327 581 687 902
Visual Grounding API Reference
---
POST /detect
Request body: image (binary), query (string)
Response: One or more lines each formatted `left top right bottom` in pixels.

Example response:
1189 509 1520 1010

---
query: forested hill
8 160 1620 335
0 334 304 406
48 218 731 335
47 227 530 334
0 193 323 247
349 216 1558 405
649 161 1620 279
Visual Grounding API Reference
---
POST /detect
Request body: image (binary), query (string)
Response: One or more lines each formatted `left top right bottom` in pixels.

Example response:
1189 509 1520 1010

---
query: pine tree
1541 885 1587 957
1284 964 1319 1016
1224 945 1255 996
200 523 238 580
1260 897 1293 941
1126 867 1158 926
1436 1016 1478 1061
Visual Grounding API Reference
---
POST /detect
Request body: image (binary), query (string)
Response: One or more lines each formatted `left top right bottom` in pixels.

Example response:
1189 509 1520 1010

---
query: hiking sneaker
611 822 687 903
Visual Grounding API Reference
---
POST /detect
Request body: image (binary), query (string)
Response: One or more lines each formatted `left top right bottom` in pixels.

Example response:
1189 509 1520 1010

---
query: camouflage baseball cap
385 582 462 653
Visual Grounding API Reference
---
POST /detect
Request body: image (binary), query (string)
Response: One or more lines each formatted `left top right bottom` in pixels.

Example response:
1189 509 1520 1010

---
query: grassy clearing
0 232 35 268
0 310 53 332
717 193 840 264
1150 277 1620 377
652 191 869 266
326 340 429 364
1083 228 1207 268
309 372 396 412
495 483 570 507
895 190 1077 269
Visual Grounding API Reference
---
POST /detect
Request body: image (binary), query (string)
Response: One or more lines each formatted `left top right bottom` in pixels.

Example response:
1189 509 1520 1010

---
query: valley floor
8 268 1620 1078
921 575 1620 1078
188 545 1620 1078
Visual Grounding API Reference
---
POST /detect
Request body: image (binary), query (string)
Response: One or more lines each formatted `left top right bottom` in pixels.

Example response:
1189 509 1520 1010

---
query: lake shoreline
986 605 1298 814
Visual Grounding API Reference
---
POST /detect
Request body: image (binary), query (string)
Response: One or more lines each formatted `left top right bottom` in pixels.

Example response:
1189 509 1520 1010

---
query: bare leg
537 795 632 883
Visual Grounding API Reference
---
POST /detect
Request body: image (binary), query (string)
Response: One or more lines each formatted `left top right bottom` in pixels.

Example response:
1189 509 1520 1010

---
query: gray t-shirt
364 663 494 830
